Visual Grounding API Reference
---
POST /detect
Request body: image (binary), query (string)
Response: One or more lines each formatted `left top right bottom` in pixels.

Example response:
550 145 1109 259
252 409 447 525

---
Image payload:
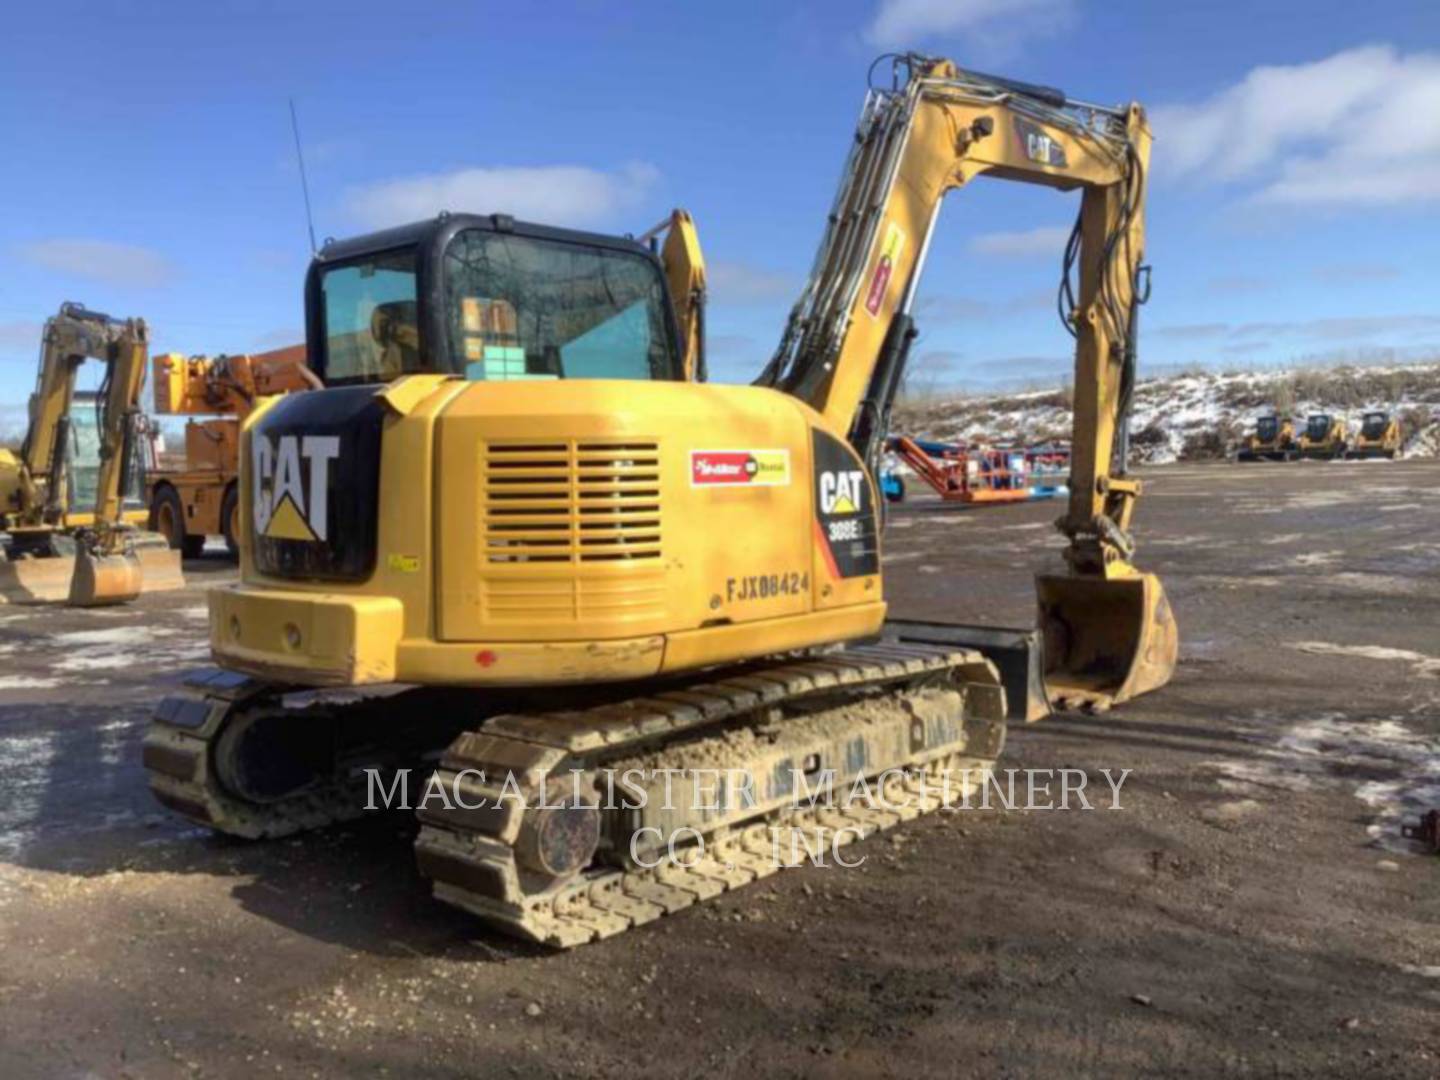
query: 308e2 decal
811 429 879 579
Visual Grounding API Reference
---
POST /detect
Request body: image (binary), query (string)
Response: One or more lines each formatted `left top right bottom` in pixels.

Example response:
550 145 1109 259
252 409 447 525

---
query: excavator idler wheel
515 801 601 879
1035 572 1177 711
213 710 336 804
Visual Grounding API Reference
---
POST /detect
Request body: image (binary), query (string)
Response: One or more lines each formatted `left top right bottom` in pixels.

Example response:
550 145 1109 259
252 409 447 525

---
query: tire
220 483 240 559
149 485 205 558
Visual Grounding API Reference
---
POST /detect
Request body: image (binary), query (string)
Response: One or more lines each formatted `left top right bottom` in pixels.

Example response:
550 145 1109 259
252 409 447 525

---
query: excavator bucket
67 534 184 607
1035 572 1177 712
69 550 144 607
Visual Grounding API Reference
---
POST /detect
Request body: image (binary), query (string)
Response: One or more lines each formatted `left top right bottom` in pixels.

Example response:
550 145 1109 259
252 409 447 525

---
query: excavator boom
765 54 1174 708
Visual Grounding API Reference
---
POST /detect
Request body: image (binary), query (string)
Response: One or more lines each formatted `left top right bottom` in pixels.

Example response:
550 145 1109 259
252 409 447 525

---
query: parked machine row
1238 410 1402 462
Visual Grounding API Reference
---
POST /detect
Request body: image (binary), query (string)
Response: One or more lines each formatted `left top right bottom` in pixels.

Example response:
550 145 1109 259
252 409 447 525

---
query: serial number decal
725 571 809 604
690 449 791 487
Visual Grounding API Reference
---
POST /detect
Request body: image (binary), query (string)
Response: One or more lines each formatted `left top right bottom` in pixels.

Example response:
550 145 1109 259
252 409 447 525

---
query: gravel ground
1 460 1437 1078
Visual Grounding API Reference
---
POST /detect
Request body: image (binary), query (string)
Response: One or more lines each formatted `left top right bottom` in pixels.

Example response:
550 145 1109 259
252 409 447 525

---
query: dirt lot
2 460 1437 1078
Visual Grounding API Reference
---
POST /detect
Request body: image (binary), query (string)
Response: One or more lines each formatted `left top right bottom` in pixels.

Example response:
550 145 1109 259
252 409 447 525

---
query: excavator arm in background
0 302 183 605
762 54 1175 709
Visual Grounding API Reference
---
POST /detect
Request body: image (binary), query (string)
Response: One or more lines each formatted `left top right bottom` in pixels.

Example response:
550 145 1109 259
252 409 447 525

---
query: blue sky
1 0 1437 428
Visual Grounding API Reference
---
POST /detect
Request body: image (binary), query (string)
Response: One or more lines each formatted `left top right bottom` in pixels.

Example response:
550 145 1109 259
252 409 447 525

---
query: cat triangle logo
264 493 318 542
829 493 857 514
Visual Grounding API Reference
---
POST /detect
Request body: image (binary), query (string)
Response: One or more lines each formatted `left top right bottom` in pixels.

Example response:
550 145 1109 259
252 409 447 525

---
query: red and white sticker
864 222 907 317
690 449 791 487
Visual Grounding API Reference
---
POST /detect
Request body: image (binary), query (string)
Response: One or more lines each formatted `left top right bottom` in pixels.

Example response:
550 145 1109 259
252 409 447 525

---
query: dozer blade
0 556 78 604
1035 571 1177 712
131 539 186 593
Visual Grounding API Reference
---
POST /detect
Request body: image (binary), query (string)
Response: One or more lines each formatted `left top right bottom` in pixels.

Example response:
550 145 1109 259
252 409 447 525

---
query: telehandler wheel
149 485 204 559
221 483 240 559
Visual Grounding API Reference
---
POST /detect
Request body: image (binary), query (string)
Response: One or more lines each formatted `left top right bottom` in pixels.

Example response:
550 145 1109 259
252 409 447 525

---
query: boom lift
148 345 317 557
0 303 182 604
144 56 1175 947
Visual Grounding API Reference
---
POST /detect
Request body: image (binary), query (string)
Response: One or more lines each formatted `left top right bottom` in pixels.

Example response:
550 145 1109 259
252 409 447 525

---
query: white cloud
15 239 175 288
706 261 796 304
1151 45 1440 205
343 162 660 230
967 224 1071 258
865 0 1072 51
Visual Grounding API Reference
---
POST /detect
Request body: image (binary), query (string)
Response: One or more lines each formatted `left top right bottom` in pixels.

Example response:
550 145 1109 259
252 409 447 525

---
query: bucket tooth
1035 571 1177 711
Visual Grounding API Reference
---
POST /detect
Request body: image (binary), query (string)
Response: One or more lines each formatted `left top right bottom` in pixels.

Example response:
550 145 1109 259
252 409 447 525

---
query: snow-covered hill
893 362 1440 464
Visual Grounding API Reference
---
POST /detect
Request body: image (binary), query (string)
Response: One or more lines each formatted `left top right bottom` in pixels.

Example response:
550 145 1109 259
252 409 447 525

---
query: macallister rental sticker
691 449 792 487
864 221 906 317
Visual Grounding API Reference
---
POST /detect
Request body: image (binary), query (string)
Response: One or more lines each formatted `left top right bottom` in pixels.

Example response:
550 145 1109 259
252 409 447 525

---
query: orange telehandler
147 345 316 557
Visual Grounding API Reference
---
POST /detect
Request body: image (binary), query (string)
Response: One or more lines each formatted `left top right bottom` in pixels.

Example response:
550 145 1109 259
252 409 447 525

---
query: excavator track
143 671 474 839
143 670 369 838
415 642 1006 948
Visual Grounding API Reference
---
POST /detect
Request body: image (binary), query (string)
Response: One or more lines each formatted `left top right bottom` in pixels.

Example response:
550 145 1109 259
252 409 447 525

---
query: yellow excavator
145 56 1175 947
1 303 183 604
1236 413 1298 462
1346 411 1400 459
1296 413 1348 460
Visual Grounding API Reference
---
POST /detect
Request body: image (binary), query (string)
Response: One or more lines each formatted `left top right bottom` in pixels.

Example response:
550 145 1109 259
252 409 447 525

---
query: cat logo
1016 117 1067 168
252 434 340 542
819 469 865 515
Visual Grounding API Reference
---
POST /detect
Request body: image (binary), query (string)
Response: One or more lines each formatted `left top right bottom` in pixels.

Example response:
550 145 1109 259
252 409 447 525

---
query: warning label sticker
691 449 792 487
864 222 906 317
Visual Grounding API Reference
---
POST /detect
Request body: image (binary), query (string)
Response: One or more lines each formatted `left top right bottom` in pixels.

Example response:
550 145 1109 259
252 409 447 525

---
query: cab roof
313 212 655 266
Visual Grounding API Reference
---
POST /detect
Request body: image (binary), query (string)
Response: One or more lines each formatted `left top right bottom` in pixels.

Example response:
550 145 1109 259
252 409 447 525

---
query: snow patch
1206 712 1440 854
1289 641 1440 679
0 676 60 691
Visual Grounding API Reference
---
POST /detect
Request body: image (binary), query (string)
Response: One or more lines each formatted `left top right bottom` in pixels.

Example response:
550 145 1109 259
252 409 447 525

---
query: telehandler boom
145 56 1175 947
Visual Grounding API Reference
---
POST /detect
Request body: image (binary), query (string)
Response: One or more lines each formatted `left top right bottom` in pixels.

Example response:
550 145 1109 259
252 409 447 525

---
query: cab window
444 229 678 382
320 249 419 382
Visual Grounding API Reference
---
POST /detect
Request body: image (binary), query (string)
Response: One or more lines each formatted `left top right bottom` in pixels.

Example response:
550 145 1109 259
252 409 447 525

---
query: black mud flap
877 619 1049 723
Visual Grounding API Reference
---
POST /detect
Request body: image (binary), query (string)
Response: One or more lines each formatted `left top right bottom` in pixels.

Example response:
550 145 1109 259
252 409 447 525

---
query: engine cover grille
471 439 666 629
483 440 662 564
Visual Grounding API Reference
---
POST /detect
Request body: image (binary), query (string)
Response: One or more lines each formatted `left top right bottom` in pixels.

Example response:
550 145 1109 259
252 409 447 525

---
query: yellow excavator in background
1296 413 1348 460
1236 413 1297 462
145 55 1175 947
0 303 183 604
1346 411 1400 459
